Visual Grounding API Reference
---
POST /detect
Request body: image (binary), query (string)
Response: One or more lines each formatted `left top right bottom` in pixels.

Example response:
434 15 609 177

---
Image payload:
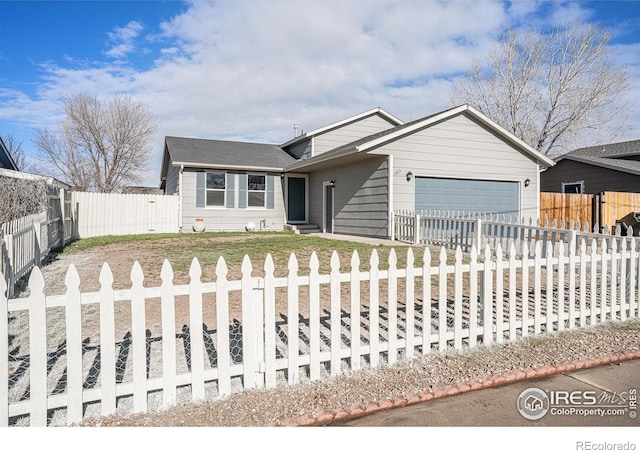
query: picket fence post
468 246 478 348
242 255 259 389
287 253 300 385
131 261 147 413
65 265 83 425
482 245 493 344
350 250 362 369
308 252 321 380
405 248 416 357
189 258 205 402
160 260 177 409
437 247 447 351
28 268 47 426
369 250 381 366
216 256 231 396
99 263 117 415
263 254 277 388
453 247 463 349
330 251 341 376
387 249 399 364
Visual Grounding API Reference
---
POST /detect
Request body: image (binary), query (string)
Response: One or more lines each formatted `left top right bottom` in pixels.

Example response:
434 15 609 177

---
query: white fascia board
463 105 555 168
281 107 404 147
172 161 286 172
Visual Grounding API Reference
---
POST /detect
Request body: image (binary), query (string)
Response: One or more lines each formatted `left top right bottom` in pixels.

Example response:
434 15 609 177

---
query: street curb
281 348 640 427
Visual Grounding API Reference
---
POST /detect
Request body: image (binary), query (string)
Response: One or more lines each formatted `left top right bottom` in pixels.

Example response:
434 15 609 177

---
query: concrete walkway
335 358 640 427
307 232 412 246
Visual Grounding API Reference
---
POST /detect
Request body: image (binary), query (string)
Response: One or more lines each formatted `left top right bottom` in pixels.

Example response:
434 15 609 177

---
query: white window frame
561 180 585 194
205 171 226 208
247 173 267 208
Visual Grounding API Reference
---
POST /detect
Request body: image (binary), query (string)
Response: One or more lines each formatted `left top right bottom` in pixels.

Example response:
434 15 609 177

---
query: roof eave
284 146 360 171
563 155 640 177
281 107 404 148
171 160 288 172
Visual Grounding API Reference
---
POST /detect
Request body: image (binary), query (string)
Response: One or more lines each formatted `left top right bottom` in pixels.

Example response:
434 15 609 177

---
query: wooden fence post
414 214 421 244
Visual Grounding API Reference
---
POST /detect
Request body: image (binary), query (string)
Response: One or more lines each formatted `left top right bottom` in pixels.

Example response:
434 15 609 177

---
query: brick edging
279 348 640 427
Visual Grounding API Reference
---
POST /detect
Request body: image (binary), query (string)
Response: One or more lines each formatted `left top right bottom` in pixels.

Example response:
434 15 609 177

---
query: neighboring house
541 139 640 194
0 136 19 171
160 104 554 238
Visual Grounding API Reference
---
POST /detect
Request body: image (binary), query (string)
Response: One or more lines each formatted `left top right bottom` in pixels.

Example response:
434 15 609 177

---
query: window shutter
238 173 247 209
226 173 235 208
196 172 205 208
267 174 275 209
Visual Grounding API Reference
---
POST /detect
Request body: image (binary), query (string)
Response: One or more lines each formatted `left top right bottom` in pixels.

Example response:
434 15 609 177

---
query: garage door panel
415 177 519 218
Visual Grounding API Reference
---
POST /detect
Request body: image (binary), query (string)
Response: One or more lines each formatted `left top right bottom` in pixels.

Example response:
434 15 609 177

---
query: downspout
179 164 184 232
388 155 394 239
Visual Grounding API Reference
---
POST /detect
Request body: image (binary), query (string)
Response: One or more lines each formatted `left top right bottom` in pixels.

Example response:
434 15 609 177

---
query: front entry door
287 176 306 223
324 183 333 233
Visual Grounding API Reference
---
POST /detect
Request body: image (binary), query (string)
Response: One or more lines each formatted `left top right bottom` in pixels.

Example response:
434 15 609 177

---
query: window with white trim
247 174 266 207
206 172 226 206
562 181 584 194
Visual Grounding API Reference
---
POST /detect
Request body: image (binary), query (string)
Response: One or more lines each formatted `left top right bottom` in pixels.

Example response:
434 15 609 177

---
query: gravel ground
81 319 640 427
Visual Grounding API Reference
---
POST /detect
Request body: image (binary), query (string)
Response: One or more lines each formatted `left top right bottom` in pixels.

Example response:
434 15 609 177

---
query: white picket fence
1 187 73 298
2 236 639 426
71 192 179 238
393 210 633 258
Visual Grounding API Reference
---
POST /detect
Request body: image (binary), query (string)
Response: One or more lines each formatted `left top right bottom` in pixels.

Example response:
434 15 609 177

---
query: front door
287 176 306 223
324 183 333 233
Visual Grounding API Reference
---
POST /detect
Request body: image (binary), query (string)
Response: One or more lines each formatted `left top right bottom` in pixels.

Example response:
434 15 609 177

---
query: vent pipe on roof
294 124 299 137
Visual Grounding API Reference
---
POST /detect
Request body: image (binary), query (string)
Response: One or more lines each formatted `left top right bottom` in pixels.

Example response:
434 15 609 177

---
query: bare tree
34 94 156 192
1 134 36 172
450 23 631 155
0 176 48 224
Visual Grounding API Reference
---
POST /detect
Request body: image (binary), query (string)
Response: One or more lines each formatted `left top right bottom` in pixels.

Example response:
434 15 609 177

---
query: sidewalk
308 232 411 246
334 357 640 427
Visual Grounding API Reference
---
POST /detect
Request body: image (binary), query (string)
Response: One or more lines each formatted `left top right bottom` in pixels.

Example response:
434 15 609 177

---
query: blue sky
1 0 640 187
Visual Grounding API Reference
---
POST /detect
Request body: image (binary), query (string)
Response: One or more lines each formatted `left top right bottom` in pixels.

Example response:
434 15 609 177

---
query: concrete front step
286 224 321 234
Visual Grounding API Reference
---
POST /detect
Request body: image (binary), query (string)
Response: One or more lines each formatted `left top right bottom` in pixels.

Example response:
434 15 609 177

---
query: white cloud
1 0 638 187
105 20 144 59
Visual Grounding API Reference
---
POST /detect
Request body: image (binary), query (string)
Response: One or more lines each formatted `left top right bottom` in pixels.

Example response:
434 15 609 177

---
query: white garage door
415 177 519 219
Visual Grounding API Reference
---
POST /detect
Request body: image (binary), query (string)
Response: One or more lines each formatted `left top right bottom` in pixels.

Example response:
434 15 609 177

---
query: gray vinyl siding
541 159 640 193
181 168 286 232
313 114 397 157
286 140 312 160
370 113 540 222
308 156 389 237
164 163 180 195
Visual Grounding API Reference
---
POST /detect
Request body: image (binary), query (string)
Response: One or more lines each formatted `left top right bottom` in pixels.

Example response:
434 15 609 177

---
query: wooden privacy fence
71 192 179 238
541 191 640 232
2 239 639 426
